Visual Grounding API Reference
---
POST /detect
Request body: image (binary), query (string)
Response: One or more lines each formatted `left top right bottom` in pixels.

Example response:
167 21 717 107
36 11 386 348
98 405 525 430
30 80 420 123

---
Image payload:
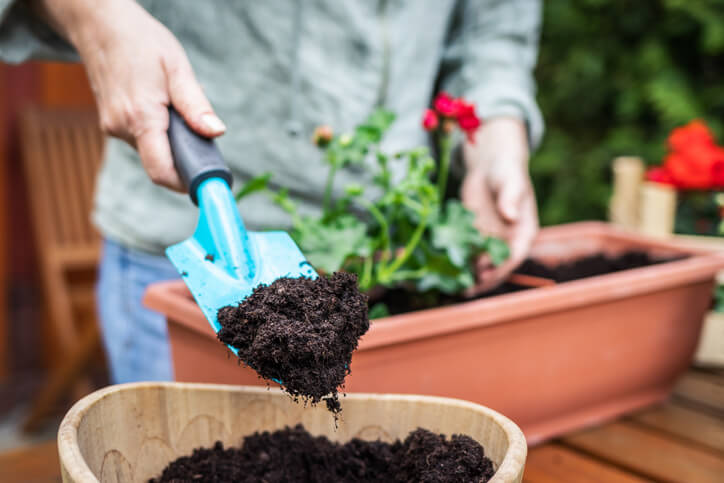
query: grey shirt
0 0 543 254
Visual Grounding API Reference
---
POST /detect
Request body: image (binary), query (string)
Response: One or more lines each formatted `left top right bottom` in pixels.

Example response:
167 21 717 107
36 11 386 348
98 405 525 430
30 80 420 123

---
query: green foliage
234 173 271 202
715 284 724 313
533 0 724 225
235 109 508 294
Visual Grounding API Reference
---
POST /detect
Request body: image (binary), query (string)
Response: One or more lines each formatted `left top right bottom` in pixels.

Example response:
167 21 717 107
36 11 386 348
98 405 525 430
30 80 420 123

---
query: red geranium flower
668 120 715 153
425 92 483 142
711 147 724 188
645 167 677 186
455 100 481 142
664 143 719 190
650 120 724 191
433 92 459 118
421 108 439 131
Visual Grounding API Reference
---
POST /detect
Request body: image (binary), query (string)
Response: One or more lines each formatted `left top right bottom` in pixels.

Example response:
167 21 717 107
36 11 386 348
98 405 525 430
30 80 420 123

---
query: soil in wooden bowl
149 424 495 483
376 250 683 316
217 272 369 414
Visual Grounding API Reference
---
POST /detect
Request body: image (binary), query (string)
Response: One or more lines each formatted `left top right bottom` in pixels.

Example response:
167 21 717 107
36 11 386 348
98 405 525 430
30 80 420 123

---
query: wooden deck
1 368 722 482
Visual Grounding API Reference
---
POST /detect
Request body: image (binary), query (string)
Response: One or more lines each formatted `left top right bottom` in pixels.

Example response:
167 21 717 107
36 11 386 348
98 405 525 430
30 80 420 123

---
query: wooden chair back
19 107 104 354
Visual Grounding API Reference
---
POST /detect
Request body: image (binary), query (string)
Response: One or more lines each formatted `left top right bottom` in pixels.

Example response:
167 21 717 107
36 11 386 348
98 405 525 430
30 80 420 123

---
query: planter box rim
144 221 724 352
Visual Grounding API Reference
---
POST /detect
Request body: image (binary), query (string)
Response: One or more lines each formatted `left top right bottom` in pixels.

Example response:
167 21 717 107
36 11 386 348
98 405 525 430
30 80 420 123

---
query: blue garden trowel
165 107 317 357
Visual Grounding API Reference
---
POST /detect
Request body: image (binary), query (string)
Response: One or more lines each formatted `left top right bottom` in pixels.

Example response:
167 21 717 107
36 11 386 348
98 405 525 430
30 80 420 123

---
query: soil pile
149 425 495 483
515 251 674 283
376 251 679 315
217 272 369 413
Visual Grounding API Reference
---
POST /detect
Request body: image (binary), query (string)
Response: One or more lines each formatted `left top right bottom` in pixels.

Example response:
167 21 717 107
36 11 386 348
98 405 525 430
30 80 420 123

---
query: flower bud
339 133 353 147
312 125 333 147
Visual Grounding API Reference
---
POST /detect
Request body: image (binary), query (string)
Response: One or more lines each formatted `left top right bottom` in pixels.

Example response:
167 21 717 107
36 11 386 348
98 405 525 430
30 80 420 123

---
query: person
0 0 543 383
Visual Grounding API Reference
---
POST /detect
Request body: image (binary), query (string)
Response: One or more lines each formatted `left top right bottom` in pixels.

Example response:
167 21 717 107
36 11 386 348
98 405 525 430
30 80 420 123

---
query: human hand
461 117 539 294
33 0 226 191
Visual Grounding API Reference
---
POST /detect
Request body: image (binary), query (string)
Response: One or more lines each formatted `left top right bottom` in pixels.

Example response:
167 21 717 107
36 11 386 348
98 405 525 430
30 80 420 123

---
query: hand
461 117 539 294
33 0 226 191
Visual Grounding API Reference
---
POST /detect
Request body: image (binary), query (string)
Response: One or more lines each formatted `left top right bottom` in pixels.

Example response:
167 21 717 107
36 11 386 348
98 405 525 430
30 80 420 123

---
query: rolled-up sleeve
0 0 78 63
441 0 544 149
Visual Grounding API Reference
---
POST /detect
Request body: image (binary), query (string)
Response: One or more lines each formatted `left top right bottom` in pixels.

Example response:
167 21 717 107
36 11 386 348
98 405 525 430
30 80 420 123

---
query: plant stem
360 200 391 261
387 268 427 282
380 206 429 280
322 164 338 218
437 133 452 202
360 253 374 291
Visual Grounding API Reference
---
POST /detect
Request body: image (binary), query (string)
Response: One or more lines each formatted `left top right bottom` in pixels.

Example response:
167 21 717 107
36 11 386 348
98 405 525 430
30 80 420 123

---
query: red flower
421 108 439 131
455 100 481 142
426 92 483 142
668 120 715 153
433 92 459 118
711 147 724 188
664 143 720 190
645 167 676 186
653 120 724 190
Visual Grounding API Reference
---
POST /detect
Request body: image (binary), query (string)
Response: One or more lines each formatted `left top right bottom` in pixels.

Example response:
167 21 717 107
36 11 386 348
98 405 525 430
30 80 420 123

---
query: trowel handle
167 106 233 205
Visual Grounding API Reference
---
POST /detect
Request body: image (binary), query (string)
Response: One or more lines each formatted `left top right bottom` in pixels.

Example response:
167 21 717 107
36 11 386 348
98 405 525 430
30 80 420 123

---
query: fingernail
201 113 226 133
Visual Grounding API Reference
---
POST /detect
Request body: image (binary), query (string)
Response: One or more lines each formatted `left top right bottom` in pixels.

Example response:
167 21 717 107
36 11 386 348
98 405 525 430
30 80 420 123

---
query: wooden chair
18 107 105 431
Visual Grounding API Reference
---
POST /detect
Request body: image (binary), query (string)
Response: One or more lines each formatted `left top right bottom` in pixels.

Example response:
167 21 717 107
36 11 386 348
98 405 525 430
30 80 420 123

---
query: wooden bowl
58 382 527 482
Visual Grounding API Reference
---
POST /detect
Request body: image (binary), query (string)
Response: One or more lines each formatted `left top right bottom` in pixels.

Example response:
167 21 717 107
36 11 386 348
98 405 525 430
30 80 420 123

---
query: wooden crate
609 156 724 368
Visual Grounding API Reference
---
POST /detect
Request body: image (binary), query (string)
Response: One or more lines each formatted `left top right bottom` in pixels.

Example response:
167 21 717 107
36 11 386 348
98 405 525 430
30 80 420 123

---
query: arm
29 0 226 191
441 0 543 292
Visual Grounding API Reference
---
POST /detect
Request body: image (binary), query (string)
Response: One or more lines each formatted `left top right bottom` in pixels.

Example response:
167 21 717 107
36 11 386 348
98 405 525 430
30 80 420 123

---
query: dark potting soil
217 272 369 414
376 250 681 316
149 424 495 483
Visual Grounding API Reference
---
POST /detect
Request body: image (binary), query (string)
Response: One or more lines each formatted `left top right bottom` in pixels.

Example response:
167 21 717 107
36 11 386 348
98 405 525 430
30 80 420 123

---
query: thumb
166 56 226 137
496 179 525 223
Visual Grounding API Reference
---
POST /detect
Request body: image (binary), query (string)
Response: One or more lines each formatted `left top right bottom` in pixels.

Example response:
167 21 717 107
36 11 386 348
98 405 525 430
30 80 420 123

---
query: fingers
165 54 226 137
467 194 539 296
495 174 526 223
136 122 185 192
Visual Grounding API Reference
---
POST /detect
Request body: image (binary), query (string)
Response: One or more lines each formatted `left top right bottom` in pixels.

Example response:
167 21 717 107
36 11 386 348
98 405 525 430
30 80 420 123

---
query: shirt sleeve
0 0 78 64
440 0 544 149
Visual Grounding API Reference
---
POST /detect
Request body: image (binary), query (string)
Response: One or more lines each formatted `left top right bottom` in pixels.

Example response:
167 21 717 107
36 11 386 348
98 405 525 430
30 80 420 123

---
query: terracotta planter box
144 222 724 445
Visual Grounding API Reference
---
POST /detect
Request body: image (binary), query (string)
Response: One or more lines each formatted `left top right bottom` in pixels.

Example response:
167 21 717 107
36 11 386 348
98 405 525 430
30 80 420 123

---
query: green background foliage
531 0 724 225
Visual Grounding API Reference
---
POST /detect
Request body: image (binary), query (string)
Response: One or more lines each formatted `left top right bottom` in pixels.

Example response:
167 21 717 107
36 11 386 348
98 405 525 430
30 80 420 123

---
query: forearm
29 0 134 55
30 0 94 43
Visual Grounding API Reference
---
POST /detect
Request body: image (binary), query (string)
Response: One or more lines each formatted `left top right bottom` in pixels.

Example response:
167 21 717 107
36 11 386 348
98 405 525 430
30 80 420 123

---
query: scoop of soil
217 272 369 413
149 425 495 483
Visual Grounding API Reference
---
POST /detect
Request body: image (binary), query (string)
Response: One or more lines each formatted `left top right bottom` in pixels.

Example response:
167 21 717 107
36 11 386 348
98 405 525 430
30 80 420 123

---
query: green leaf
414 245 474 294
345 184 364 196
368 302 390 319
430 200 487 268
235 173 271 201
484 237 510 266
291 215 370 274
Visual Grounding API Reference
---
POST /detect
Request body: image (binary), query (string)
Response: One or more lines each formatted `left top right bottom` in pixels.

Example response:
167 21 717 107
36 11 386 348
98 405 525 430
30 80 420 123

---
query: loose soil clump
217 272 369 413
150 425 495 483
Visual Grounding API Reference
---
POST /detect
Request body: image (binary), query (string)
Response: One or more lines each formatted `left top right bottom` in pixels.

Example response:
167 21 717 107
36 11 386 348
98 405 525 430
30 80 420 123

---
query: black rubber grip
167 106 232 205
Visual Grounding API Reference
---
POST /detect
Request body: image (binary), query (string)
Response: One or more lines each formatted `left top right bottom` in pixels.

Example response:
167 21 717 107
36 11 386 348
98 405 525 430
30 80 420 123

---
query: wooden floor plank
673 372 724 413
562 421 724 483
629 402 724 453
0 440 60 482
524 444 651 483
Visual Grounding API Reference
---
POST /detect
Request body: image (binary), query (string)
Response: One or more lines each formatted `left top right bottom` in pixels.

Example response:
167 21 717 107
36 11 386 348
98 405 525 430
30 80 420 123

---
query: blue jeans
96 239 180 383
